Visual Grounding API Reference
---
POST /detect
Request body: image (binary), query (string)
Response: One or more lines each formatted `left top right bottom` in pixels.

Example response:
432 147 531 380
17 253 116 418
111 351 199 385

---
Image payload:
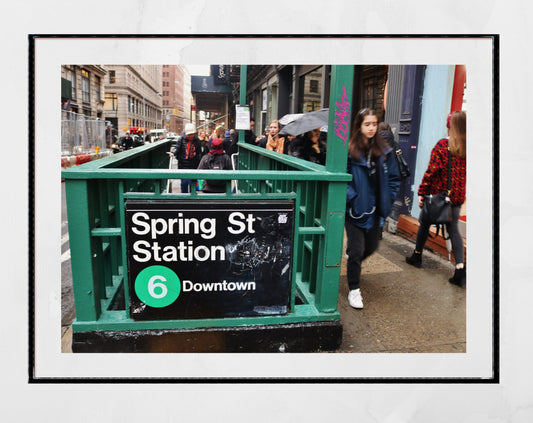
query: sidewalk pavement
336 231 465 353
61 228 465 354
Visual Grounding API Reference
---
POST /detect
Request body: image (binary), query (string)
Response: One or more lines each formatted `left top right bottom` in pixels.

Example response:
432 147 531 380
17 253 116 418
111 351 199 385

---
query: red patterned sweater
418 138 466 205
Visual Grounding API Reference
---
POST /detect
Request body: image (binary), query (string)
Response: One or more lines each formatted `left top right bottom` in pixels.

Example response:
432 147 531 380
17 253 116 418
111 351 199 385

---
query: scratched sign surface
125 199 294 320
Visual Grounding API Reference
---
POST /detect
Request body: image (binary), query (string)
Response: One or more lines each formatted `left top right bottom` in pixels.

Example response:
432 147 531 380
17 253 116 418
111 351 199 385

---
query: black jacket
244 130 257 145
379 129 410 180
171 134 201 169
223 136 238 156
198 138 210 158
288 132 327 165
121 135 134 150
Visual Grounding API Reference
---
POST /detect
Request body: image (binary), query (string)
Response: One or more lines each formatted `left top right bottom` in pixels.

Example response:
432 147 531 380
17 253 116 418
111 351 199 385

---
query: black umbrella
278 113 303 125
279 108 329 136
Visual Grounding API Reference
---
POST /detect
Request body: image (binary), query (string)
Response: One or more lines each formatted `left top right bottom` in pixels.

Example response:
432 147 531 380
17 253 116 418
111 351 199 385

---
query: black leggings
345 219 381 291
415 205 464 264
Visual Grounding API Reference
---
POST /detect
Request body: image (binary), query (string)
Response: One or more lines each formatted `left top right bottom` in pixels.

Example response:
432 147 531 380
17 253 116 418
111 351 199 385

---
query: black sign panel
210 65 229 85
125 200 294 321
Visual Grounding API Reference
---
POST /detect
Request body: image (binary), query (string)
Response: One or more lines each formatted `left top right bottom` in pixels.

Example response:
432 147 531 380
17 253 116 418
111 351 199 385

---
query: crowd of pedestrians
166 108 466 308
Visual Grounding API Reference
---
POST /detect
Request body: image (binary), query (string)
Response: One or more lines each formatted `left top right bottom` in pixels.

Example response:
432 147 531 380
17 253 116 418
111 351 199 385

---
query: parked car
132 135 145 148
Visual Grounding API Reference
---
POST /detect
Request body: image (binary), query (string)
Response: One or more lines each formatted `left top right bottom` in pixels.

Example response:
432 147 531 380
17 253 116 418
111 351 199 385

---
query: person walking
167 123 201 193
121 132 134 150
254 126 270 148
222 130 232 153
197 128 210 158
244 118 263 145
197 138 233 193
405 111 467 286
345 108 401 309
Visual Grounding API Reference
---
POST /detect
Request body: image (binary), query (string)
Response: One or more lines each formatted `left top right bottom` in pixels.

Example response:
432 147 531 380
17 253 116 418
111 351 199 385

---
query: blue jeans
180 179 192 193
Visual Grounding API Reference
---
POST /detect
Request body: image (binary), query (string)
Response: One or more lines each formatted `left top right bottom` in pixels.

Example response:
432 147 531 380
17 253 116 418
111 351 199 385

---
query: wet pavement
61 229 465 353
337 231 465 353
62 176 465 353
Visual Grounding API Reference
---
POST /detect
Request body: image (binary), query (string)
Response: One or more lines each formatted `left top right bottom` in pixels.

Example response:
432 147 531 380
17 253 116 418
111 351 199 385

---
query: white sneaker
348 289 363 309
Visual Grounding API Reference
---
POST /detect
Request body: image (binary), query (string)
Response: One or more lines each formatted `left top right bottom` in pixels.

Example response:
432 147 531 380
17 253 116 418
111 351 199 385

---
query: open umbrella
279 108 329 136
279 113 303 125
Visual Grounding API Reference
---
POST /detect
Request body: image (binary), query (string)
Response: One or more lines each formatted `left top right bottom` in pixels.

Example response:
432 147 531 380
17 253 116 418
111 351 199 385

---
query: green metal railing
62 65 354 334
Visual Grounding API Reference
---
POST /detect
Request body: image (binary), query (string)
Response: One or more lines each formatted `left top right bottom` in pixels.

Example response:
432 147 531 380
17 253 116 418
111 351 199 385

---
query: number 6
148 275 168 299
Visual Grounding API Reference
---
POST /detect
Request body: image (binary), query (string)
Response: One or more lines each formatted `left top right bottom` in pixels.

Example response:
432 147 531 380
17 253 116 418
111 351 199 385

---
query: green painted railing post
65 179 101 321
314 65 354 312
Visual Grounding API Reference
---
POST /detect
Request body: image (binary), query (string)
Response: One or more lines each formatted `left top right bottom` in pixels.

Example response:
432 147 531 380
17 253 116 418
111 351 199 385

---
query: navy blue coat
346 146 401 230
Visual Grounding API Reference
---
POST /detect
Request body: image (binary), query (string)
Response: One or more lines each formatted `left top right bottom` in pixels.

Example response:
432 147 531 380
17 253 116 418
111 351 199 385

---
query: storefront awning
191 76 233 94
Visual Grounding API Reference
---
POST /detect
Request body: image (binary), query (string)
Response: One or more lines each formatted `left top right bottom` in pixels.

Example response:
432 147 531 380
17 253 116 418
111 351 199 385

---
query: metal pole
314 65 354 312
238 65 247 143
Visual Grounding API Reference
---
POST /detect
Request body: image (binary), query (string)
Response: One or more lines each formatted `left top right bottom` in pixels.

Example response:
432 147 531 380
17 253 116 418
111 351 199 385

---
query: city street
61 181 465 354
61 182 75 327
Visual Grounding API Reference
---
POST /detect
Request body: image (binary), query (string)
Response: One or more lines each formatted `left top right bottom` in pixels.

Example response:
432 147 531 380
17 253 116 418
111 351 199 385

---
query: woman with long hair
345 108 401 309
265 120 288 154
197 128 210 157
406 110 467 286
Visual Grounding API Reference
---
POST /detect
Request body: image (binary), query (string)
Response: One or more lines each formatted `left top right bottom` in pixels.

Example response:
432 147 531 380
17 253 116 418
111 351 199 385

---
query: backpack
206 154 225 170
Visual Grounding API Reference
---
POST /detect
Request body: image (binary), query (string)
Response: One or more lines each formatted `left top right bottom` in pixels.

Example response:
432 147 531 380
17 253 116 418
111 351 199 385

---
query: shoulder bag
419 150 452 225
393 141 411 180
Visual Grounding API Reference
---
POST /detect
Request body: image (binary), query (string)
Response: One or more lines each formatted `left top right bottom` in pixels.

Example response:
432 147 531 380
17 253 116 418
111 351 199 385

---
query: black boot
449 267 466 286
406 251 422 268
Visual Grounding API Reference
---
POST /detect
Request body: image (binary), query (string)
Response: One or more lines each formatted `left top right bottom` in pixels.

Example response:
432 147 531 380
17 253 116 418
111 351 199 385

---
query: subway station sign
125 200 294 321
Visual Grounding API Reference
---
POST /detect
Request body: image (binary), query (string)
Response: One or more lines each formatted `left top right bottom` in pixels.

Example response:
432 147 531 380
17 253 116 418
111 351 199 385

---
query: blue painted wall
410 65 455 219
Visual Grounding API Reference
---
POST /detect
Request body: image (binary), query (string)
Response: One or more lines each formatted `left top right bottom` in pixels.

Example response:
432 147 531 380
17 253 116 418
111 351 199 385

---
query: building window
65 67 76 100
128 96 131 112
359 65 388 114
81 69 90 103
108 70 116 84
104 93 117 111
95 76 101 101
298 67 323 112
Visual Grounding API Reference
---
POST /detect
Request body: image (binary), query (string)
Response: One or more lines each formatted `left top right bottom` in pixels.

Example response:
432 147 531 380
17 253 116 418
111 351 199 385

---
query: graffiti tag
334 86 351 144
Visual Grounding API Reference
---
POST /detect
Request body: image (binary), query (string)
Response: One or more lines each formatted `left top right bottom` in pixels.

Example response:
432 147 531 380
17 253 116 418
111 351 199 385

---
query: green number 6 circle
134 265 181 308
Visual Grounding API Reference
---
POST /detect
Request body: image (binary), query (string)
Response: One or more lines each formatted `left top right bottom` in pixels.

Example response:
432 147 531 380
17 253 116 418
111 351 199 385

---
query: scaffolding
61 110 108 156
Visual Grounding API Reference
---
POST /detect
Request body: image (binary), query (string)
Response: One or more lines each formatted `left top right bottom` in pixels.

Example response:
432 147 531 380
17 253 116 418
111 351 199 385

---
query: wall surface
411 65 455 219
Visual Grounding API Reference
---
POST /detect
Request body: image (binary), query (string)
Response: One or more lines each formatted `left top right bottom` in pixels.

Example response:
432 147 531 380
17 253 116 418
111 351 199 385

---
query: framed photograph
30 35 496 382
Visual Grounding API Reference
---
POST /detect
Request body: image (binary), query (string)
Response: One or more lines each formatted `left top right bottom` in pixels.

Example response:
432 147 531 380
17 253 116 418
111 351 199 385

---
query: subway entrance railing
62 65 354 352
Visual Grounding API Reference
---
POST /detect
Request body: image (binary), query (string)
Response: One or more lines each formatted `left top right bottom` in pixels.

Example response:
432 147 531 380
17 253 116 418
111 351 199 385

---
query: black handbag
393 141 411 180
419 151 452 225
